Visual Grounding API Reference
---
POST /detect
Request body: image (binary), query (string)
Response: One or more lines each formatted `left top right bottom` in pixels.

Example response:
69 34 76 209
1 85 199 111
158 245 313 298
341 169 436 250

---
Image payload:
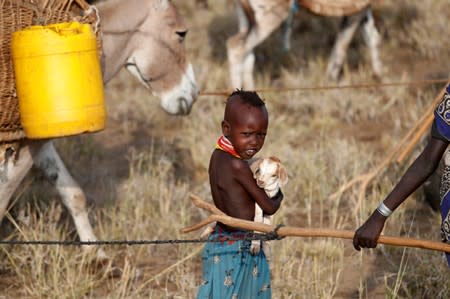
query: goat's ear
277 164 288 186
249 158 262 175
269 156 281 163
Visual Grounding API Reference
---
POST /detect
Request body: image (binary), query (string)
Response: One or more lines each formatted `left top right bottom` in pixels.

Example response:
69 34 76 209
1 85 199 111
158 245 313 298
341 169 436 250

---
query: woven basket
0 0 101 143
299 0 371 17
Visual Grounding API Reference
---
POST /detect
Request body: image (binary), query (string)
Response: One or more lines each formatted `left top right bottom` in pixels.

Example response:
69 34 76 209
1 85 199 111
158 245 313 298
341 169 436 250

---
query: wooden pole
183 194 450 253
395 84 448 163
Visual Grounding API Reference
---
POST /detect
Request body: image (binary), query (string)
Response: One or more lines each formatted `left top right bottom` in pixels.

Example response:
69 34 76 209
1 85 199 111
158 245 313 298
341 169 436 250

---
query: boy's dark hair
228 89 265 107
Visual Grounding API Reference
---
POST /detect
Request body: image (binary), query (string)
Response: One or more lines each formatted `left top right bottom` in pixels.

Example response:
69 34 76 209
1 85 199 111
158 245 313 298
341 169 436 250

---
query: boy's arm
353 136 448 250
232 159 283 215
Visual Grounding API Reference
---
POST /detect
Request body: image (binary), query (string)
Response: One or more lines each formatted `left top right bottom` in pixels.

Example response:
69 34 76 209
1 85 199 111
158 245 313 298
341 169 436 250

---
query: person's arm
353 136 448 250
232 159 283 215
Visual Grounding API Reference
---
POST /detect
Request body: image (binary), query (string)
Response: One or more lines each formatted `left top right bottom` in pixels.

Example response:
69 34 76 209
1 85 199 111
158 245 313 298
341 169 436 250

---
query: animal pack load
0 0 102 141
298 0 371 17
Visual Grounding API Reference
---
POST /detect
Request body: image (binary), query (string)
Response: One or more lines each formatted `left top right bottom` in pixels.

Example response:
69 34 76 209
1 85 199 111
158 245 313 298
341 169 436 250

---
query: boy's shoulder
211 149 249 171
229 156 249 171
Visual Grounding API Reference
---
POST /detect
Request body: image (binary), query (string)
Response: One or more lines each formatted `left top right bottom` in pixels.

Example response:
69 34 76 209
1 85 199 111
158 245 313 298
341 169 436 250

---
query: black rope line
265 224 285 240
0 231 284 246
199 78 450 96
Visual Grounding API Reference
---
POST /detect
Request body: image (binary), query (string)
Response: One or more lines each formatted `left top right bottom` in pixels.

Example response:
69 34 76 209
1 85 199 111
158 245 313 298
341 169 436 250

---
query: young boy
197 90 284 299
353 83 450 266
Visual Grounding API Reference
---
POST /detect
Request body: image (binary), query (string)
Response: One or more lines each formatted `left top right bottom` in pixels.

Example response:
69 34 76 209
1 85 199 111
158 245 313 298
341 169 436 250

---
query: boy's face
222 101 268 160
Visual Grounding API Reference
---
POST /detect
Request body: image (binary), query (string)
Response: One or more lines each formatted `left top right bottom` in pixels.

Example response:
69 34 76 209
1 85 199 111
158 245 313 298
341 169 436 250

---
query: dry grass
1 0 450 298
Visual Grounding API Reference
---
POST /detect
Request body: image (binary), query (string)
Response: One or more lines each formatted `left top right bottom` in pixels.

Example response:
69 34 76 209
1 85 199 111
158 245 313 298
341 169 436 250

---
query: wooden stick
182 195 450 253
396 85 448 163
395 112 434 164
189 194 225 216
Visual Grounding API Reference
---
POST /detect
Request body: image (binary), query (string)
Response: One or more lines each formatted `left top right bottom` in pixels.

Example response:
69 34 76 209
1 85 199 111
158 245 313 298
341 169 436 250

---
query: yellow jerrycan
11 22 105 138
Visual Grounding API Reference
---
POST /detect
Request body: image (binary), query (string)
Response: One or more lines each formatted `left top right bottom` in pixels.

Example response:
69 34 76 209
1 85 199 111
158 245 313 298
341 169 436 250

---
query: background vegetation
0 0 449 298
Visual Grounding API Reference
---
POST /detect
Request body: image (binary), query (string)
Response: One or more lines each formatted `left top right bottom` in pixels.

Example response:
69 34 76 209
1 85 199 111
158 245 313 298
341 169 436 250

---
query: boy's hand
353 211 387 251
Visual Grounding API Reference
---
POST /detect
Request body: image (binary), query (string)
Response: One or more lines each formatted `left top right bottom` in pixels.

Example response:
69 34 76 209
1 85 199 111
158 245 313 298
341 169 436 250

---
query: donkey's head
98 0 198 115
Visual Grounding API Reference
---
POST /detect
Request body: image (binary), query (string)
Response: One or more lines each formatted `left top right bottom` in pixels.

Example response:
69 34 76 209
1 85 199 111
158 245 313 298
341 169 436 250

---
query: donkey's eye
175 30 188 42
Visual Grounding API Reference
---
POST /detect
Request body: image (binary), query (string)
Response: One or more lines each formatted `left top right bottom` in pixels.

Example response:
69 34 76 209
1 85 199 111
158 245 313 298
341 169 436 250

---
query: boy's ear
221 120 230 137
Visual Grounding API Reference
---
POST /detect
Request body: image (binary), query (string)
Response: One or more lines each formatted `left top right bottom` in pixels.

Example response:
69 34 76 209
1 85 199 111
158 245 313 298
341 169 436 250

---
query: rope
0 231 284 246
199 78 449 97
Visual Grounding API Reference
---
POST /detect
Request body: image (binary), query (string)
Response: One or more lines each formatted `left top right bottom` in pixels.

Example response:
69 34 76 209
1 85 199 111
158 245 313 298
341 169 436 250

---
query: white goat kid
249 156 288 256
0 0 197 260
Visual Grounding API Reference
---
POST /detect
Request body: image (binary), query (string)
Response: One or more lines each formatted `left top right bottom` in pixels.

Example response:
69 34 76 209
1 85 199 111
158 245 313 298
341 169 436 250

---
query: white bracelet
376 202 393 217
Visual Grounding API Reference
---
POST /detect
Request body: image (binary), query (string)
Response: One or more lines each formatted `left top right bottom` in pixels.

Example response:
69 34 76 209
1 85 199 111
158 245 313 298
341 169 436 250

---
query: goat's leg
262 214 272 260
250 204 264 254
34 141 106 259
0 143 39 224
327 11 365 80
361 8 383 79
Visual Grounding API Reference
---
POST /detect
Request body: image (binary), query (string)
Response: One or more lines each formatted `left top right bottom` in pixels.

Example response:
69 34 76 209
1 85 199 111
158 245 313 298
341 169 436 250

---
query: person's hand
353 211 387 251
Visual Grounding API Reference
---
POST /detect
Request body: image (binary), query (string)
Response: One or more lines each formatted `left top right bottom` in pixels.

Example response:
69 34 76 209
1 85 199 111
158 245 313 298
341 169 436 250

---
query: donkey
0 0 197 259
227 0 383 89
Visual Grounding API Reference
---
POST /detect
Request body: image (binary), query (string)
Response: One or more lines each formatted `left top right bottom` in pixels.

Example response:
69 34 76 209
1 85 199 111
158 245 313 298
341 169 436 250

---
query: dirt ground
1 1 450 298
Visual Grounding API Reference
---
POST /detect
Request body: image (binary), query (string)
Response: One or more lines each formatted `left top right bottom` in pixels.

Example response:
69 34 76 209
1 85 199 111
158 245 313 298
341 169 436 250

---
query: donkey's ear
277 164 288 187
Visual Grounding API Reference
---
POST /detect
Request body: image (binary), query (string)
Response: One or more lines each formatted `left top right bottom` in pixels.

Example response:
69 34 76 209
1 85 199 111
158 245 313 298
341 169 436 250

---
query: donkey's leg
227 0 253 88
242 52 256 89
34 141 106 258
0 143 38 224
227 0 289 89
327 11 366 80
233 0 255 89
361 8 383 79
236 0 250 34
227 32 246 89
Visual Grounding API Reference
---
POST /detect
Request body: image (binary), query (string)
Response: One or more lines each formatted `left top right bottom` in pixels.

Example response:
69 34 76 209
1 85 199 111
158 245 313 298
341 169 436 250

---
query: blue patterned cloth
434 83 450 266
434 84 450 141
197 225 272 299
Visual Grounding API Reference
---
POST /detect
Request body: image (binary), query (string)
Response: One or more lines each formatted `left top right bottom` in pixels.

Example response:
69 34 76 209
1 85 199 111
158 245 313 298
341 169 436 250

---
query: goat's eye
175 30 188 42
255 169 260 175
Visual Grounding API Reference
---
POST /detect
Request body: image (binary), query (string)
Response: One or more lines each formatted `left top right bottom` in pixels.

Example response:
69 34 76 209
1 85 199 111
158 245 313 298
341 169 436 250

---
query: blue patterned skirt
440 163 450 266
435 84 450 266
197 225 272 299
